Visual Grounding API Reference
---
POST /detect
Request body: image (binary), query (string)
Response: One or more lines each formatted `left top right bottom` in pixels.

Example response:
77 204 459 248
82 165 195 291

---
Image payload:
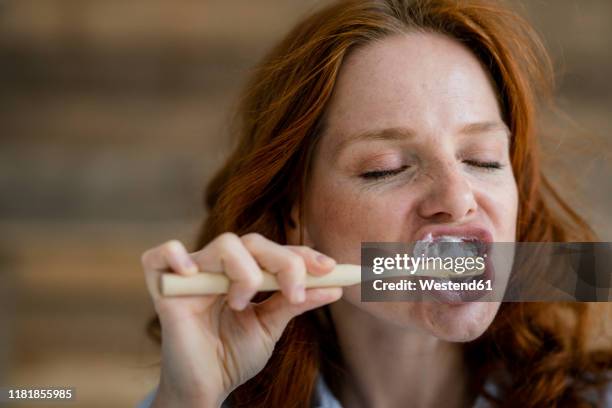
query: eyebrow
459 121 511 137
331 126 415 160
331 121 510 159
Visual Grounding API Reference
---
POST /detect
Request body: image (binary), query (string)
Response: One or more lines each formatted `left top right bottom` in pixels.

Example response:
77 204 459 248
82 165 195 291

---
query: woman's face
295 32 518 341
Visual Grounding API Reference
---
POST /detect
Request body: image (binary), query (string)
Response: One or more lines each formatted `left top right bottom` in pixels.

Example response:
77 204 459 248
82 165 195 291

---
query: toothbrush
160 263 483 296
160 264 361 296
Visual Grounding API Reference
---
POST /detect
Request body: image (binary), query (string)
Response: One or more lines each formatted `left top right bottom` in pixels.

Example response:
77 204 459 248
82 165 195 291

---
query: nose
416 161 477 222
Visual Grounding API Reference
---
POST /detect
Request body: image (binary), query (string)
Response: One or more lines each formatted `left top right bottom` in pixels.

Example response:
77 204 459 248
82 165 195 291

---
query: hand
142 232 342 407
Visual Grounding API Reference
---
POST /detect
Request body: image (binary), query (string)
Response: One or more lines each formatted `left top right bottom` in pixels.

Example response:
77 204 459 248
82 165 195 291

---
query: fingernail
183 257 198 274
316 254 334 266
293 285 306 303
233 297 249 310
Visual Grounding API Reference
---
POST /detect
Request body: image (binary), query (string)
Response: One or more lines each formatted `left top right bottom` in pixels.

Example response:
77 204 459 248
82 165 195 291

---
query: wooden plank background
0 1 610 407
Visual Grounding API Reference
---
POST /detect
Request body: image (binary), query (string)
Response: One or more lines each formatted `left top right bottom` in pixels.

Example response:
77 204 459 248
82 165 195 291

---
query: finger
192 232 263 311
241 233 307 304
141 240 199 301
254 287 343 341
285 246 336 276
142 239 199 275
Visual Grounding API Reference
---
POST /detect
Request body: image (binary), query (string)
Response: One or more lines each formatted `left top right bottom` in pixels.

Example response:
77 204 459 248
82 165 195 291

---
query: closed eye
360 165 410 180
463 160 503 170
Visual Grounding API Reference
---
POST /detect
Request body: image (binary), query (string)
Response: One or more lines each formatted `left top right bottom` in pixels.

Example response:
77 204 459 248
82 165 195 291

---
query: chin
413 301 501 341
344 287 501 342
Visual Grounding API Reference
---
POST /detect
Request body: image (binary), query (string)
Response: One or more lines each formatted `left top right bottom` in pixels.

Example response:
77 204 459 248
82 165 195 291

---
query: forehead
321 31 503 142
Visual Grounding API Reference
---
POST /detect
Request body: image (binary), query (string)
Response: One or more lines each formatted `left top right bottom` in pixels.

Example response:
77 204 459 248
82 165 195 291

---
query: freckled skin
289 32 518 341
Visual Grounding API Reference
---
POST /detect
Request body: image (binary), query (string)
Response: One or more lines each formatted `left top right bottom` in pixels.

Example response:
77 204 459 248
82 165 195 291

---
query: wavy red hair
148 0 611 406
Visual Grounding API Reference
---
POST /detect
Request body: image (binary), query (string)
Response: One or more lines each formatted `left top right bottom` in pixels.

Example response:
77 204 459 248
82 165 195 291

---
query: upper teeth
413 234 480 258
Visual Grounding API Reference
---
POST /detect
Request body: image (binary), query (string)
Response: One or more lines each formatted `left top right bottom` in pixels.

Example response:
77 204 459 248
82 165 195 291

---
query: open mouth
412 233 495 303
412 233 488 279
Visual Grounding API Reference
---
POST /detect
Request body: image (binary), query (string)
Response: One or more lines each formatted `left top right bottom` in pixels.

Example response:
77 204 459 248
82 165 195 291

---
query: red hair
148 0 611 406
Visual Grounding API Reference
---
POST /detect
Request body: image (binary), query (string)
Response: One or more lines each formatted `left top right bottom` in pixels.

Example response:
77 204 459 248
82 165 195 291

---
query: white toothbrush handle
160 263 361 296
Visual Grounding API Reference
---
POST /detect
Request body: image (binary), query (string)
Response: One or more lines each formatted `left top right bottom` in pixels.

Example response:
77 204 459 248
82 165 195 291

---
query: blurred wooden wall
0 1 610 407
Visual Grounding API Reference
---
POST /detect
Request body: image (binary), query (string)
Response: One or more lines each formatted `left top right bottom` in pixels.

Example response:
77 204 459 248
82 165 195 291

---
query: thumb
254 287 343 341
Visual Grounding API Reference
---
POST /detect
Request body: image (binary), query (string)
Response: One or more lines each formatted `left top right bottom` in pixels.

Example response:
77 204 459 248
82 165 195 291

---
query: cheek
306 178 410 260
476 175 518 240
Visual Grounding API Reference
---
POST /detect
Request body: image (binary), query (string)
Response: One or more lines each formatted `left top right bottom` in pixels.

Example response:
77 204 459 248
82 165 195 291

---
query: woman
140 0 611 406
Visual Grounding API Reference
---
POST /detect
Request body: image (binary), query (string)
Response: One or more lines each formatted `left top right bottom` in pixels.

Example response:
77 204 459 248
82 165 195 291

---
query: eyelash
360 165 409 180
463 160 503 171
359 160 503 180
